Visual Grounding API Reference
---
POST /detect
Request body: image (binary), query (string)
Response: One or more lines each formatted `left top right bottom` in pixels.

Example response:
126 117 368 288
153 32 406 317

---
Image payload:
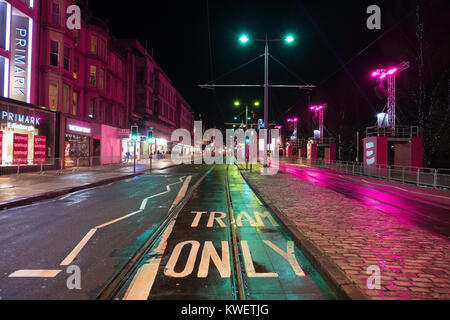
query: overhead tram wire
205 54 265 87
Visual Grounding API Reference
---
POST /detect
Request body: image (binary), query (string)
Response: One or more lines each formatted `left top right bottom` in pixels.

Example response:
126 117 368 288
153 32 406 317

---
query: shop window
90 65 96 87
50 40 59 67
51 2 60 26
63 84 70 113
49 82 58 111
63 46 71 71
91 35 98 54
73 57 79 80
72 91 78 115
89 97 96 119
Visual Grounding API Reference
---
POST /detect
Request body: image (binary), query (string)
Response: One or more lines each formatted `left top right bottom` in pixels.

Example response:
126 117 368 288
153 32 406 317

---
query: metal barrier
283 157 450 190
0 155 153 176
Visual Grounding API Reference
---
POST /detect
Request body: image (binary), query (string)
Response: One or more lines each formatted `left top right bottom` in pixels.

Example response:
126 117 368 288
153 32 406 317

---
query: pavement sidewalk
241 164 450 300
0 159 177 210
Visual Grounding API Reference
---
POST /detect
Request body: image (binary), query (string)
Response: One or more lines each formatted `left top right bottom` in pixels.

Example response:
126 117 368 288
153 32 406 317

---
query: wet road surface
278 161 450 238
0 165 211 300
118 165 337 300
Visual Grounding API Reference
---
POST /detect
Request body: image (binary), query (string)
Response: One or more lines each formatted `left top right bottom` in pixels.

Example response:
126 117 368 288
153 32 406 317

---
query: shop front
0 98 55 167
64 118 99 167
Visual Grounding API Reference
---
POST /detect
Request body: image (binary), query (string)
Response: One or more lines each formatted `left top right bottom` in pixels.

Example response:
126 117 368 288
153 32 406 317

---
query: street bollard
402 168 405 184
416 169 420 186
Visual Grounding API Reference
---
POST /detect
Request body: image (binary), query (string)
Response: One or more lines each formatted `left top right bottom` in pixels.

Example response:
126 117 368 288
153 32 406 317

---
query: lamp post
234 100 260 129
239 34 295 131
239 34 295 167
309 105 327 142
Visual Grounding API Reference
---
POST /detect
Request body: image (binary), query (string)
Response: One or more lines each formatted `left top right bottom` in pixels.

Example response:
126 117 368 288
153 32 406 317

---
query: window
99 68 104 89
51 3 60 26
114 79 118 97
63 46 71 71
72 91 78 115
100 40 105 59
98 100 103 122
63 84 70 113
50 41 59 67
73 57 79 80
106 74 110 92
90 65 97 87
91 35 98 54
89 97 96 119
0 1 8 50
49 82 58 111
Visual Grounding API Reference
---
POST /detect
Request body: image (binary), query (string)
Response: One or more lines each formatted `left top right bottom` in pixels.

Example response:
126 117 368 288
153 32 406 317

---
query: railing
282 157 450 190
366 125 420 138
0 155 167 176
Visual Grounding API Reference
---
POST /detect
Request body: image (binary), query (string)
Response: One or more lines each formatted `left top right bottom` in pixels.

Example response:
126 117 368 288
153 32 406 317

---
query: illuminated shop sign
9 11 32 103
1 110 40 131
68 124 91 134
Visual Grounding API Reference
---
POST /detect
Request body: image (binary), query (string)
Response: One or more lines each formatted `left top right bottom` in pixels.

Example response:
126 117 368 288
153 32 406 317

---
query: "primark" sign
1 110 40 126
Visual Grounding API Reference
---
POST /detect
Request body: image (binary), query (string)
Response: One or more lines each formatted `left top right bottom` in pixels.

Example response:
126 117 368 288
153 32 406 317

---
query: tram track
225 164 249 300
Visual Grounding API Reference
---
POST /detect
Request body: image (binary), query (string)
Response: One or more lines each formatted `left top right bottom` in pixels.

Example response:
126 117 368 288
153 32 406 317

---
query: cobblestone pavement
242 165 450 300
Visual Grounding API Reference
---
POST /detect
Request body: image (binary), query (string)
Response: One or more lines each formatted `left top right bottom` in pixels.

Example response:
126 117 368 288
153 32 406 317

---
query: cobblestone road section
242 166 450 300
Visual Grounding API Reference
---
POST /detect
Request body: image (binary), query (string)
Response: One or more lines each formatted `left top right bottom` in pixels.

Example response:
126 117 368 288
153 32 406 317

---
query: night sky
88 0 450 166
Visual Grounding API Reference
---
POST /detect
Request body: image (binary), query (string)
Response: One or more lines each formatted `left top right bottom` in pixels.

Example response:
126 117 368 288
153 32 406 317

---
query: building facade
116 39 194 160
38 0 128 165
1 0 194 169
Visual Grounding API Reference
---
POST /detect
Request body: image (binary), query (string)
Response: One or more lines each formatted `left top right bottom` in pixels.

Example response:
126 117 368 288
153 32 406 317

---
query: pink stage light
379 74 386 80
387 68 398 75
371 71 379 77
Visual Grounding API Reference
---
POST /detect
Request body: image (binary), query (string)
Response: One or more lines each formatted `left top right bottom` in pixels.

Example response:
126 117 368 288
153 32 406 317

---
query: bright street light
239 34 249 44
254 101 260 107
285 35 295 44
234 101 241 107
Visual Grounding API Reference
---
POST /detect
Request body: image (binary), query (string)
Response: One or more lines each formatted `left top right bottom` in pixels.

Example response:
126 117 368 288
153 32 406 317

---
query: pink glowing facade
0 0 195 168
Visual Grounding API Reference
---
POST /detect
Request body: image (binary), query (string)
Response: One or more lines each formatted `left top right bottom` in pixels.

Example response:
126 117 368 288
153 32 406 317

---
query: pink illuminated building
115 39 194 159
38 0 128 165
1 0 194 169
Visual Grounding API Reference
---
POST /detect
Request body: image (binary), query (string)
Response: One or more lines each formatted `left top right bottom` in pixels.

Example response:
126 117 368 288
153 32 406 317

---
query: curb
239 169 369 300
0 164 180 211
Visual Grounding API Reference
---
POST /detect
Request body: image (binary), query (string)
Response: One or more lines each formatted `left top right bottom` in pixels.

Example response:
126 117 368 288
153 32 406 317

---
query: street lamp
238 33 296 132
239 34 249 44
285 35 295 44
233 99 260 129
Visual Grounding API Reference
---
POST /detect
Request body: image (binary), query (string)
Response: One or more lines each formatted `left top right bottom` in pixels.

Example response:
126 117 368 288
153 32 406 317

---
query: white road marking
122 175 193 300
60 228 97 266
9 270 62 278
9 176 191 278
59 177 188 267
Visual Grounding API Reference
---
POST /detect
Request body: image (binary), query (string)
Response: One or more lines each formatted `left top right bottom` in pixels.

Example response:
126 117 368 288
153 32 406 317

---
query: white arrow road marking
122 176 192 300
9 270 62 278
8 176 191 277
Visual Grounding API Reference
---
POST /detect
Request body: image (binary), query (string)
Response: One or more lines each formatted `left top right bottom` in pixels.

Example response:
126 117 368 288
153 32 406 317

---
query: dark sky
88 0 449 144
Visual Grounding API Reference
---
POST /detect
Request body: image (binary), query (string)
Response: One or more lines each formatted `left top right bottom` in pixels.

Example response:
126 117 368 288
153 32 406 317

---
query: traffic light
131 126 138 141
148 130 153 143
245 136 250 144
